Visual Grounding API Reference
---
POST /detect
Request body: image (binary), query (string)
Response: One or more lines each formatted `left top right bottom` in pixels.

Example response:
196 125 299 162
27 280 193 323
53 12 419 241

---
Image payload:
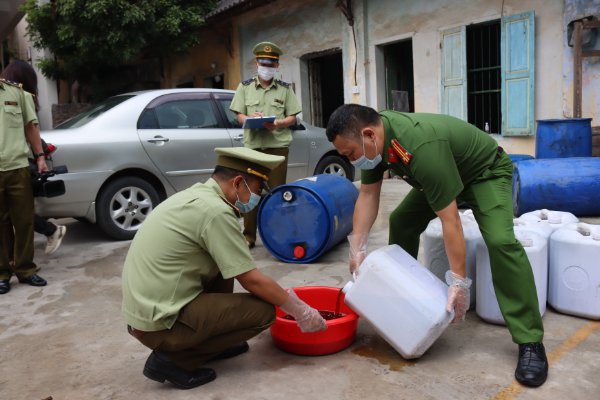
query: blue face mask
235 179 261 213
351 135 382 170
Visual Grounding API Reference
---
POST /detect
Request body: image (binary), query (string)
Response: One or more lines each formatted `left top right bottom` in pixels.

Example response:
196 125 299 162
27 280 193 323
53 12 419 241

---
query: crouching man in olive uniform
122 147 326 390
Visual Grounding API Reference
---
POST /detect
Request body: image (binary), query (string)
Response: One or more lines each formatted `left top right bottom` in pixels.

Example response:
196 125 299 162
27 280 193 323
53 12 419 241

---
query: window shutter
441 26 467 121
501 11 535 136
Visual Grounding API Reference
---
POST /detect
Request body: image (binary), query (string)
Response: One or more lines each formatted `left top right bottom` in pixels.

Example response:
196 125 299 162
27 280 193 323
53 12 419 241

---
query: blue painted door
501 11 535 136
441 26 467 121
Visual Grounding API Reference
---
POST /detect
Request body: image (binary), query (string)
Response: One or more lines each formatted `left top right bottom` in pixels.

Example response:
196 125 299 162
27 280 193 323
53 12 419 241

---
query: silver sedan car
37 89 354 240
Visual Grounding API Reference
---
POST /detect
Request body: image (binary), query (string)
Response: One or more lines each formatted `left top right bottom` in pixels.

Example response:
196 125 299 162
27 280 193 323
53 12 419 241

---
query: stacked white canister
421 209 600 323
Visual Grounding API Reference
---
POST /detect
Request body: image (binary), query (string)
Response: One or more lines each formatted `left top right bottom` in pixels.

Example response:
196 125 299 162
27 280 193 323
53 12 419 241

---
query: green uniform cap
215 147 284 181
253 41 283 62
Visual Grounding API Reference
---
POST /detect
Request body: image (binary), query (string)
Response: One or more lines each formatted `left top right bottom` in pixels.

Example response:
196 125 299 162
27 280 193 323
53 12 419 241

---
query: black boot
143 351 216 390
515 342 548 387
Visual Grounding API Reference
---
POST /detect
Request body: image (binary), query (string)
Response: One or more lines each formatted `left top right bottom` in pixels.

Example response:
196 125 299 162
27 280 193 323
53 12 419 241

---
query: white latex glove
445 270 472 323
348 233 369 275
280 289 327 333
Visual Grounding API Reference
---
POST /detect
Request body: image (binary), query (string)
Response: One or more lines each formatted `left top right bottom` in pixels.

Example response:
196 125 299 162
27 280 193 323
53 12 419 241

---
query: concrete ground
1 179 599 400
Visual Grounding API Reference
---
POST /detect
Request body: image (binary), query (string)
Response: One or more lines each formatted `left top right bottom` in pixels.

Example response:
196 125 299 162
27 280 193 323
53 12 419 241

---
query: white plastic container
476 231 548 325
548 223 600 319
513 217 554 239
422 210 483 307
519 209 579 233
343 244 453 359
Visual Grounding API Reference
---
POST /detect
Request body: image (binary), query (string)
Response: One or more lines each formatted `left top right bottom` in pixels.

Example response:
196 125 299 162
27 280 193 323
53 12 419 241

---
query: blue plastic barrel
512 157 600 216
535 118 592 158
258 174 358 263
508 154 534 163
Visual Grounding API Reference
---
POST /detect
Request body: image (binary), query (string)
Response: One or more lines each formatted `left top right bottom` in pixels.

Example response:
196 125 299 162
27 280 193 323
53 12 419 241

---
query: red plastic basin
270 286 359 356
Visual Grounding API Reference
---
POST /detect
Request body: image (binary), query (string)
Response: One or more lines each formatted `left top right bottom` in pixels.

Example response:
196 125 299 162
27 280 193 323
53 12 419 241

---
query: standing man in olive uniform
0 76 48 294
230 41 302 248
326 104 548 388
122 147 326 390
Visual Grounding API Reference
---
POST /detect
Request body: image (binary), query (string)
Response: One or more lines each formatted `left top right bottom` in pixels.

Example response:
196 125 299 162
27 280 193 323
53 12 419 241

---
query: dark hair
1 60 39 111
212 165 256 183
326 104 381 142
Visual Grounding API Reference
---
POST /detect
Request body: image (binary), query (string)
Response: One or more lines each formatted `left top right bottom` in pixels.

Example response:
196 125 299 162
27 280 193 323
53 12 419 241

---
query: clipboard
242 116 276 129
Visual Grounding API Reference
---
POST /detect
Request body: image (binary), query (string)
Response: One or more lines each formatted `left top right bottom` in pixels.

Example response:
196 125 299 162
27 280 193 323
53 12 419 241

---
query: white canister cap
548 212 562 224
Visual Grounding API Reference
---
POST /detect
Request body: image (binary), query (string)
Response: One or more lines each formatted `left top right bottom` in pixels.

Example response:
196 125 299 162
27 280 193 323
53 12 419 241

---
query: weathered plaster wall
165 24 241 90
364 0 564 154
563 0 600 126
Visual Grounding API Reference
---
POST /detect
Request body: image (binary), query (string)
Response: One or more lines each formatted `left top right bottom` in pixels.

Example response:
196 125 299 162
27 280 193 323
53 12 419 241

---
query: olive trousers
0 167 37 280
388 152 544 344
243 147 289 245
132 274 275 371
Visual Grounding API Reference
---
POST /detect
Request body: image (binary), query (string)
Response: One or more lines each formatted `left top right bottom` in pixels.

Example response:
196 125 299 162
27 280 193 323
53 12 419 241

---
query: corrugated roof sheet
206 0 250 18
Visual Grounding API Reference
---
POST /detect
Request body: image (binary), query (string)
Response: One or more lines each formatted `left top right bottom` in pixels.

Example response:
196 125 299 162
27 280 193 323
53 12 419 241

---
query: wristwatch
34 152 45 159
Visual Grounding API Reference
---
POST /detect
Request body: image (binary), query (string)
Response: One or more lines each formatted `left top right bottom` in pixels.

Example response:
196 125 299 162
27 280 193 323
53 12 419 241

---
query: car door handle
233 134 244 141
147 136 170 144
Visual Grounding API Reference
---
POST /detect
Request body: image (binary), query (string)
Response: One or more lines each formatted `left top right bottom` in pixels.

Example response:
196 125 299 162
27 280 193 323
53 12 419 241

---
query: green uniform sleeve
360 160 387 184
410 140 464 211
21 91 38 125
284 87 302 117
229 83 247 115
201 210 255 279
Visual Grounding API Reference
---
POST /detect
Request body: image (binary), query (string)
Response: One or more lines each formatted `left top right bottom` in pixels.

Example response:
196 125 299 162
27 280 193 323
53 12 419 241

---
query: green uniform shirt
229 76 302 149
122 178 256 331
361 111 498 211
0 82 38 172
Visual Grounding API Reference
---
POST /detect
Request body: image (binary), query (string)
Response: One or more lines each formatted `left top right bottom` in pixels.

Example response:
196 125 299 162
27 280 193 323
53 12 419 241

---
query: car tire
96 176 160 240
314 155 354 181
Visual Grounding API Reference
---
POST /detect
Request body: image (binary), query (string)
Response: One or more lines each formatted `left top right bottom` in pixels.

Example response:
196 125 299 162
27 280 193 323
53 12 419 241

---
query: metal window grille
467 21 501 134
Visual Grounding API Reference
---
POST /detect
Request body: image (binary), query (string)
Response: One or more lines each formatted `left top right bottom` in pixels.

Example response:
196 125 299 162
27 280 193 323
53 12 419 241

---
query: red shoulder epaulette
390 139 413 166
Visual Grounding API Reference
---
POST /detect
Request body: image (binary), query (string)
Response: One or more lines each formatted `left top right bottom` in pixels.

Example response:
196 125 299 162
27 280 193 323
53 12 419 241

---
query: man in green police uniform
326 104 548 388
122 147 326 390
0 76 48 294
230 41 302 248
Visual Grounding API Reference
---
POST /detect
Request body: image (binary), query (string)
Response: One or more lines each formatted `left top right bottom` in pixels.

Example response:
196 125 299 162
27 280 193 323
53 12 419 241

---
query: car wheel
96 176 160 240
314 155 354 181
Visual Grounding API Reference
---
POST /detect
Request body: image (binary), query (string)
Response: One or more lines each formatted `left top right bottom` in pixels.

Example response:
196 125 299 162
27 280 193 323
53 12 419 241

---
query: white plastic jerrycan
549 223 600 320
513 217 554 239
422 210 483 307
475 231 548 324
343 244 453 359
519 209 579 233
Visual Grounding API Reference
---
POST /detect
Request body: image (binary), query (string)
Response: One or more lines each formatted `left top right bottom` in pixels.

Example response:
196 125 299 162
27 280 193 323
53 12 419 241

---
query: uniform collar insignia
387 146 398 164
390 139 413 166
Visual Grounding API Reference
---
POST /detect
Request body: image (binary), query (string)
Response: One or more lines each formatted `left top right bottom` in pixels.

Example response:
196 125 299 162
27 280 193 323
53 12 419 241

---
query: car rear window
54 95 136 129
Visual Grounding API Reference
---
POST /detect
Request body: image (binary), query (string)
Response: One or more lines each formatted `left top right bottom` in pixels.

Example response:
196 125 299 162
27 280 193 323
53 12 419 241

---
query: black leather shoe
143 351 216 390
515 342 548 387
18 274 47 287
0 279 10 294
209 342 249 362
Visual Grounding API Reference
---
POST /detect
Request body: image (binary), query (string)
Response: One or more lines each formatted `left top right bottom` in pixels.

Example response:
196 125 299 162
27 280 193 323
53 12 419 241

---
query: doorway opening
307 51 344 128
382 39 414 112
466 20 501 133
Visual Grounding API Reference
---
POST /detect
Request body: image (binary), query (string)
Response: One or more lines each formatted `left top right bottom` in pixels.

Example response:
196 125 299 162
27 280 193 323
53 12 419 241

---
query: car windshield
54 95 136 129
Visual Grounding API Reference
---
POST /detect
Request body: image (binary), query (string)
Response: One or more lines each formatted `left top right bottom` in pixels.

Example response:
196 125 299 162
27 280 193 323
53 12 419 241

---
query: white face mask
257 66 276 81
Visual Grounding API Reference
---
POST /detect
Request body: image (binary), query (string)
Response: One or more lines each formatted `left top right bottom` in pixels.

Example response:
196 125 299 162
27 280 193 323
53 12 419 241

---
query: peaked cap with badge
253 41 283 65
215 147 284 182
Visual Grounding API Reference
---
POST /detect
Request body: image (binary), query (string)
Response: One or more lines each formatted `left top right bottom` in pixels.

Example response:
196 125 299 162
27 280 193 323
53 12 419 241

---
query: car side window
148 100 219 129
217 98 241 128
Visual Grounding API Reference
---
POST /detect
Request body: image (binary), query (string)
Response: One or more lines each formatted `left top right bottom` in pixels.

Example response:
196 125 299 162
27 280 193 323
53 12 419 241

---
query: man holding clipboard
230 41 302 249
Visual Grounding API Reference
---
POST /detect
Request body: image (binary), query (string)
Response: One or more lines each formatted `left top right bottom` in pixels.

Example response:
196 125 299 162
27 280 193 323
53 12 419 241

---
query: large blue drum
535 118 592 159
258 174 358 263
512 157 600 216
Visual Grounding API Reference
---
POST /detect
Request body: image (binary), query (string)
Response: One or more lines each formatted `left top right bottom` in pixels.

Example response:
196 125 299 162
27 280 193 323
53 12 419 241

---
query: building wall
225 0 567 155
363 0 564 154
563 0 600 125
9 17 58 130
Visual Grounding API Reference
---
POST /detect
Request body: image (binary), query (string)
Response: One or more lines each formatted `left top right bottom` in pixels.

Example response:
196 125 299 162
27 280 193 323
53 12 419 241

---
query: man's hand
445 270 472 322
36 156 49 173
280 289 327 333
348 233 368 275
263 119 279 130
